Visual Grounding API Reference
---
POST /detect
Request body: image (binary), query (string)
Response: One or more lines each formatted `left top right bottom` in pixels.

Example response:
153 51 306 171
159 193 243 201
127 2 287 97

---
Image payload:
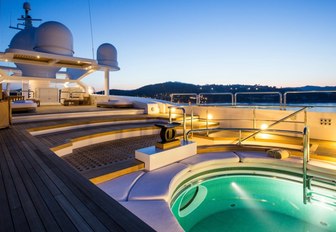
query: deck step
13 109 145 123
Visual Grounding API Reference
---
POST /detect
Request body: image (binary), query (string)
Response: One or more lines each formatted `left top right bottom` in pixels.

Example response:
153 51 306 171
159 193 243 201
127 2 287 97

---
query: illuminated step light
260 124 268 130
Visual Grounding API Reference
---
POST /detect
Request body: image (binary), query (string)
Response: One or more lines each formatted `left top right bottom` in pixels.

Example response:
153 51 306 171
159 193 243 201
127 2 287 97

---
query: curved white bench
236 151 302 166
128 163 189 201
121 200 184 232
97 171 144 201
307 160 336 180
98 150 336 232
11 100 37 112
179 152 240 170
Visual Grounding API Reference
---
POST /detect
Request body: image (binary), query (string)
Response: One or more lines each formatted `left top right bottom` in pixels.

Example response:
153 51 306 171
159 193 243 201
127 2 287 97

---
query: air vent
320 118 332 126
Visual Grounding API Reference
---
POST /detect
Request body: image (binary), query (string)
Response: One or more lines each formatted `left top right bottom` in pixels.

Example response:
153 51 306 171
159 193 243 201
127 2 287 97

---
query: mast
9 2 41 30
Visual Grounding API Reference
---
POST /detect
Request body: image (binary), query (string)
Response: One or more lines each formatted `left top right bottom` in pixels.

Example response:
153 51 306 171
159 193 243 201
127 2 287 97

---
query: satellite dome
7 27 60 78
34 21 74 56
97 43 120 70
9 27 36 50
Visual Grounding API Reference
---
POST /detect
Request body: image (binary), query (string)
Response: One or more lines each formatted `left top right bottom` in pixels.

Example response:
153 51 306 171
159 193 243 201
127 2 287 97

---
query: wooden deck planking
20 128 155 231
0 126 155 232
16 130 119 232
9 130 78 232
0 142 15 232
3 130 59 232
22 131 138 231
0 131 33 231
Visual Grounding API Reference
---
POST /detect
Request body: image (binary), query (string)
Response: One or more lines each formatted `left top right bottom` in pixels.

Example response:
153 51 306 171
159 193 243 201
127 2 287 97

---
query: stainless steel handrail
186 127 303 142
199 92 234 105
234 92 282 106
284 90 336 107
168 106 187 141
303 126 310 204
238 107 308 145
170 90 336 108
170 93 198 103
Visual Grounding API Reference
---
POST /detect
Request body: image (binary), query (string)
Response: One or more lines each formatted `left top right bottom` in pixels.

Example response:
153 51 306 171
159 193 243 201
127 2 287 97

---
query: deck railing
170 90 336 108
234 91 282 106
238 107 308 145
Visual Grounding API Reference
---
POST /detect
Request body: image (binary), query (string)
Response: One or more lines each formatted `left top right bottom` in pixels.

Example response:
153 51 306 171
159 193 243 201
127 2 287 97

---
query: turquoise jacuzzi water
171 175 336 232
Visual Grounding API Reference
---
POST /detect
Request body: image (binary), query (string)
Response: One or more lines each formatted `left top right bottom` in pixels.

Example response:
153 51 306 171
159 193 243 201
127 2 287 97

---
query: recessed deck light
260 124 268 130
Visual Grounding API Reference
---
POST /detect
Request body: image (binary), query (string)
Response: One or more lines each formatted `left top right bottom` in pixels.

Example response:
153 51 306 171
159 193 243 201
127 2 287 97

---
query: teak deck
0 126 154 232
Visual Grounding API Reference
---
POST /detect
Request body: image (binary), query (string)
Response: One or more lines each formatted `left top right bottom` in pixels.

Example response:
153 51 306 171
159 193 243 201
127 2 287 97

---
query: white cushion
308 160 336 176
97 171 144 201
128 163 189 201
121 200 183 232
180 152 240 170
235 151 302 168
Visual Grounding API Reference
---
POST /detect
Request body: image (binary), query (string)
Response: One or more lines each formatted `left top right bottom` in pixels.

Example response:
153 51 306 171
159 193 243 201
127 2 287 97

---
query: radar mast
9 2 42 30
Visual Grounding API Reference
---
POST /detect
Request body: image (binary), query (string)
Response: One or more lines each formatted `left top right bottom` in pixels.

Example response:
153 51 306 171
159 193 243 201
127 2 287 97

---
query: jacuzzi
97 151 336 231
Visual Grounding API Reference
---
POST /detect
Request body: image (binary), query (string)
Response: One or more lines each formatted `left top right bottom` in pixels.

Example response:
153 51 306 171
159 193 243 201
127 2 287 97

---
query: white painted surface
179 151 240 170
97 171 144 201
54 128 160 157
98 150 336 232
128 163 189 201
135 141 197 171
120 200 184 232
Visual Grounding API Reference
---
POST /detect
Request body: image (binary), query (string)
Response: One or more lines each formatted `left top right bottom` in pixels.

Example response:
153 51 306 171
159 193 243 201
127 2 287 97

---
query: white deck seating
98 150 336 232
307 160 336 178
121 200 184 232
236 151 302 165
128 163 189 201
11 100 37 112
97 171 144 201
97 99 133 108
179 152 240 170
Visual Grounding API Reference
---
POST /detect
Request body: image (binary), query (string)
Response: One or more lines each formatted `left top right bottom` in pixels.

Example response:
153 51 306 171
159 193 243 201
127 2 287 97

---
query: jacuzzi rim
170 167 334 207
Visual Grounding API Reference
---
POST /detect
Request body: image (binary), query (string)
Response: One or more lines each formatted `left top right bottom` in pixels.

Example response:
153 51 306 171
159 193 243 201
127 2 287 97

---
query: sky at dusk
1 0 336 91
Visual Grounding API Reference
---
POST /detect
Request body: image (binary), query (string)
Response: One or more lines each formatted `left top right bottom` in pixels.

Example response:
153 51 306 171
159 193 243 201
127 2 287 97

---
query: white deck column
104 69 110 96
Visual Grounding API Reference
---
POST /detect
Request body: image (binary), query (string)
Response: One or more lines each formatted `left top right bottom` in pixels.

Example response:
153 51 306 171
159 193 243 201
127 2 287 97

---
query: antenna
88 0 95 59
9 2 41 30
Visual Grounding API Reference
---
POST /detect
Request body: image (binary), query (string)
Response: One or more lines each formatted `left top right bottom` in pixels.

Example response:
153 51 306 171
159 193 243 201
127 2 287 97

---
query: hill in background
97 82 336 104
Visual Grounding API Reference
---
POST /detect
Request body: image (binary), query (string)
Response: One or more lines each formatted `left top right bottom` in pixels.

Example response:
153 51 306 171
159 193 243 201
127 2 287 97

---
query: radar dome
34 21 74 56
97 43 120 70
7 27 60 78
9 27 36 50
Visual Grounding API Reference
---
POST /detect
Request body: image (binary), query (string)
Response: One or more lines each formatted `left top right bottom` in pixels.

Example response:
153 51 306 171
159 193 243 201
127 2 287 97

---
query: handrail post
168 106 186 141
304 109 307 127
230 93 234 106
197 94 200 105
238 130 242 145
253 107 256 129
303 126 310 204
169 107 172 124
182 109 186 141
206 109 209 136
283 92 287 110
190 107 194 139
